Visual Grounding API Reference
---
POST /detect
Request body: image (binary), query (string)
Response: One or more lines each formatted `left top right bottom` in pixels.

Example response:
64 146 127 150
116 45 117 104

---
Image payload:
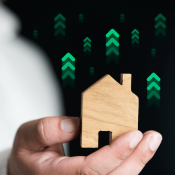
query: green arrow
151 48 156 55
62 71 75 79
155 21 166 29
106 38 119 47
33 30 38 33
106 47 119 56
62 53 75 62
106 29 120 38
147 73 160 81
83 42 91 47
147 91 160 99
155 13 166 21
155 28 166 36
83 37 91 42
54 21 66 29
54 13 66 21
131 29 139 34
120 14 125 17
84 47 91 52
131 34 139 39
147 82 160 90
131 39 139 44
54 28 66 36
62 62 75 71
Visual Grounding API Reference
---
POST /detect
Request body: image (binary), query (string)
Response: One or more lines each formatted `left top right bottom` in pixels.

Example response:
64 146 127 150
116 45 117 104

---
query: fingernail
130 132 143 148
149 133 162 151
61 117 80 133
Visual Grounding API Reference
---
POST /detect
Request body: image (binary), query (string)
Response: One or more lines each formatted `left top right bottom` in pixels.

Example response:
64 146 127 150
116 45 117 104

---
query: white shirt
0 4 69 175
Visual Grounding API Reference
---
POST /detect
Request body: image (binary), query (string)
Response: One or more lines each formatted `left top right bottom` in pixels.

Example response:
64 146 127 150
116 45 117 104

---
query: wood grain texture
80 74 138 148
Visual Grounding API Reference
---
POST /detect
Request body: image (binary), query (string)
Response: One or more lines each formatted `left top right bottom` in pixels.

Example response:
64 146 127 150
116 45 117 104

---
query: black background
3 0 175 174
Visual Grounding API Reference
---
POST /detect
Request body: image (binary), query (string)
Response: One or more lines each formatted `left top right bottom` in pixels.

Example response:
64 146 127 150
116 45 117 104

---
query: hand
8 116 162 175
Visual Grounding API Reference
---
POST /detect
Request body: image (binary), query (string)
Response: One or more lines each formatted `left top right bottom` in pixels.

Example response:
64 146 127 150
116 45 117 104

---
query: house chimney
120 74 131 91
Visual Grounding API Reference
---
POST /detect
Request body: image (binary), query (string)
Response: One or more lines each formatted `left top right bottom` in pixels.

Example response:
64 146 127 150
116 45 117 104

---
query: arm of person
0 35 69 174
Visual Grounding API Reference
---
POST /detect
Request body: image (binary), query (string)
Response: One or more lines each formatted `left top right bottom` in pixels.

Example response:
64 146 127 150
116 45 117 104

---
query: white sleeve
0 149 11 175
0 37 69 174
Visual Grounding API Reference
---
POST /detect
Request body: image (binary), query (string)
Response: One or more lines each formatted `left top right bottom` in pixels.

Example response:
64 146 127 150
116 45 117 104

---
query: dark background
3 0 175 174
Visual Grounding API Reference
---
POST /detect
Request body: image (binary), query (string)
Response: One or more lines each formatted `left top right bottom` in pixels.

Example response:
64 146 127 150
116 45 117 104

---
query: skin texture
7 116 162 175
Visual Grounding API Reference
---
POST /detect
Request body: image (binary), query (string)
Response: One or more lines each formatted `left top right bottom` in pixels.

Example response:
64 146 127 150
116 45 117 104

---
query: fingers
14 116 81 152
108 130 162 175
80 130 143 175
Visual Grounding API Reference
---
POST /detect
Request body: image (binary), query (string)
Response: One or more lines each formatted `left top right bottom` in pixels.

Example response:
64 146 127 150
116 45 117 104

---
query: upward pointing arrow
84 37 91 42
54 13 66 21
131 29 139 34
147 82 161 91
155 13 166 21
131 34 139 39
147 72 160 81
155 21 166 29
62 62 75 71
147 91 160 99
106 29 120 38
54 21 66 29
62 53 75 62
62 71 75 79
84 42 91 47
106 38 119 47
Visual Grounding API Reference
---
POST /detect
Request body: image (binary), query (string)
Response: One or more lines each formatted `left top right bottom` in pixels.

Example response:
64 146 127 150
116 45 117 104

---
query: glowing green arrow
147 91 160 99
106 29 120 38
131 29 139 34
54 28 66 36
147 82 160 91
155 21 166 29
84 47 91 52
84 42 91 47
155 29 166 36
62 71 75 79
131 34 139 39
147 72 160 81
54 13 66 21
106 38 119 47
62 62 75 71
62 53 75 62
106 47 119 56
131 39 139 44
84 37 91 42
155 13 166 21
54 21 66 29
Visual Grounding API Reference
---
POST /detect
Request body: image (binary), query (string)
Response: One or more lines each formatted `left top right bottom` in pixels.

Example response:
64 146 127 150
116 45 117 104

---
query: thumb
14 116 81 151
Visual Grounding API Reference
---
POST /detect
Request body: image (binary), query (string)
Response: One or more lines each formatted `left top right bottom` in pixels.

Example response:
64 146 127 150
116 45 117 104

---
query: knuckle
136 153 148 168
115 151 126 162
36 118 48 142
80 165 100 175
